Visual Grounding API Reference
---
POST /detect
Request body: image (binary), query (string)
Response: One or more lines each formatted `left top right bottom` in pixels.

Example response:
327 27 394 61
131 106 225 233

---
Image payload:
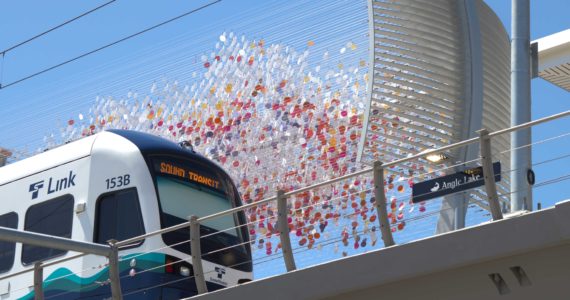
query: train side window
22 195 74 265
94 188 145 245
0 212 18 273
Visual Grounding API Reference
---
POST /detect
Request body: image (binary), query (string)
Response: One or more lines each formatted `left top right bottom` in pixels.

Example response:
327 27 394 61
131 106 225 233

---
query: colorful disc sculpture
53 33 434 257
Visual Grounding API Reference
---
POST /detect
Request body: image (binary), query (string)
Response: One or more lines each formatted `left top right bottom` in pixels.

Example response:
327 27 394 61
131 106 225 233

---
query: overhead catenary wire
1 44 365 146
0 0 222 90
7 0 564 292
0 0 359 114
0 0 117 89
0 0 117 55
0 0 367 150
0 28 364 168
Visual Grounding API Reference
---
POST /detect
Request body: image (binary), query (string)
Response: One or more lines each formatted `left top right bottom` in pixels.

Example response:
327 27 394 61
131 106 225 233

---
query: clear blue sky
485 0 570 209
1 0 570 279
1 0 568 204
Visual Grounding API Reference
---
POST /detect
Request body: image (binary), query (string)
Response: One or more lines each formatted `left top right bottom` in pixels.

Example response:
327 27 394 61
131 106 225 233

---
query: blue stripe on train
18 253 222 300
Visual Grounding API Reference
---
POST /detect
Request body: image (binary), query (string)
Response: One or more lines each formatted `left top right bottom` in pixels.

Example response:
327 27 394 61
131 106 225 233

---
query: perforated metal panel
360 0 511 231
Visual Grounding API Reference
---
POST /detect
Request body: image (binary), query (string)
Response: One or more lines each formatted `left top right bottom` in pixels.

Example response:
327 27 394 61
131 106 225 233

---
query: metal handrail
0 253 85 282
0 227 123 299
117 109 570 244
116 221 190 247
200 167 373 223
489 110 570 137
199 110 570 223
0 110 567 299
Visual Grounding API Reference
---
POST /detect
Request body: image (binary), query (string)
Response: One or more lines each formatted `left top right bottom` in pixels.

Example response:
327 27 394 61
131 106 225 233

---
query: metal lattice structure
359 0 511 231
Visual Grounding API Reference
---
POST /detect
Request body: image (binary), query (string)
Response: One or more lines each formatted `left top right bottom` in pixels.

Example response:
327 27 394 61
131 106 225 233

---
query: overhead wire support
0 0 221 90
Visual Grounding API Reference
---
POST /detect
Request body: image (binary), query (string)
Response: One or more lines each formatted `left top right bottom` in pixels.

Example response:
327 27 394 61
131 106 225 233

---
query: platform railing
0 227 123 300
120 109 570 294
2 110 570 297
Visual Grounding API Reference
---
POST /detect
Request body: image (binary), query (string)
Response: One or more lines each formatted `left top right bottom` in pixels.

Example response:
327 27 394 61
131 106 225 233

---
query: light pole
510 0 533 212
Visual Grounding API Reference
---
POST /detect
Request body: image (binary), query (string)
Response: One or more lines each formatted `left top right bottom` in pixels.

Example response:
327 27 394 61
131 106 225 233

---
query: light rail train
0 130 252 299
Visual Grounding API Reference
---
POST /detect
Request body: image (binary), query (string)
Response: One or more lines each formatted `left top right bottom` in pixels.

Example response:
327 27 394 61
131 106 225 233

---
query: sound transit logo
29 181 44 199
215 267 226 279
27 171 77 199
209 267 228 286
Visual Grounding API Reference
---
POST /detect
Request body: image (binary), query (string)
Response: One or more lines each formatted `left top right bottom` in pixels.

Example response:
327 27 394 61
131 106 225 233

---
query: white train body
0 130 252 299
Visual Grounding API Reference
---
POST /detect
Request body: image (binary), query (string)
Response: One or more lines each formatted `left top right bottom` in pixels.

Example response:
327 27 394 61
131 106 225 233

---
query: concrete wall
189 200 570 300
329 244 570 300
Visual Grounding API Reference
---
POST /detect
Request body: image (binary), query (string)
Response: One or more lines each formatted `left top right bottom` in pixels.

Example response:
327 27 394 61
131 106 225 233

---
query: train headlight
179 266 191 277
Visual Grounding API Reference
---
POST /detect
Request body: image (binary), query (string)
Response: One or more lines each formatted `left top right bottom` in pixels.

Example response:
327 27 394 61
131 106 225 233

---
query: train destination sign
158 161 221 189
412 162 501 203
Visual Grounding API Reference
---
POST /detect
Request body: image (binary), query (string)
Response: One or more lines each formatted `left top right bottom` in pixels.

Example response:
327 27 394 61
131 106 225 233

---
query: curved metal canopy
360 0 512 231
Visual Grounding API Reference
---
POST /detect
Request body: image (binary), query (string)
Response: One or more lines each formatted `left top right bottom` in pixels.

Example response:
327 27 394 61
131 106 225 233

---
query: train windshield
156 176 240 238
152 158 251 272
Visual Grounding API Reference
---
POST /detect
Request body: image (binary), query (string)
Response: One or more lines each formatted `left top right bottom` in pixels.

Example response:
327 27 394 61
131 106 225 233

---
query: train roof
0 130 218 186
107 130 233 181
0 134 98 186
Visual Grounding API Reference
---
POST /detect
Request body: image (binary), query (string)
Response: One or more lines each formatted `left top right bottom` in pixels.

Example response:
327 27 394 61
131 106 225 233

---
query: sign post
479 129 503 220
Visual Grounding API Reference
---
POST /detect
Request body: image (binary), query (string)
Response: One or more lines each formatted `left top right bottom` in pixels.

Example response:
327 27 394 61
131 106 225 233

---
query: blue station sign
412 162 501 203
